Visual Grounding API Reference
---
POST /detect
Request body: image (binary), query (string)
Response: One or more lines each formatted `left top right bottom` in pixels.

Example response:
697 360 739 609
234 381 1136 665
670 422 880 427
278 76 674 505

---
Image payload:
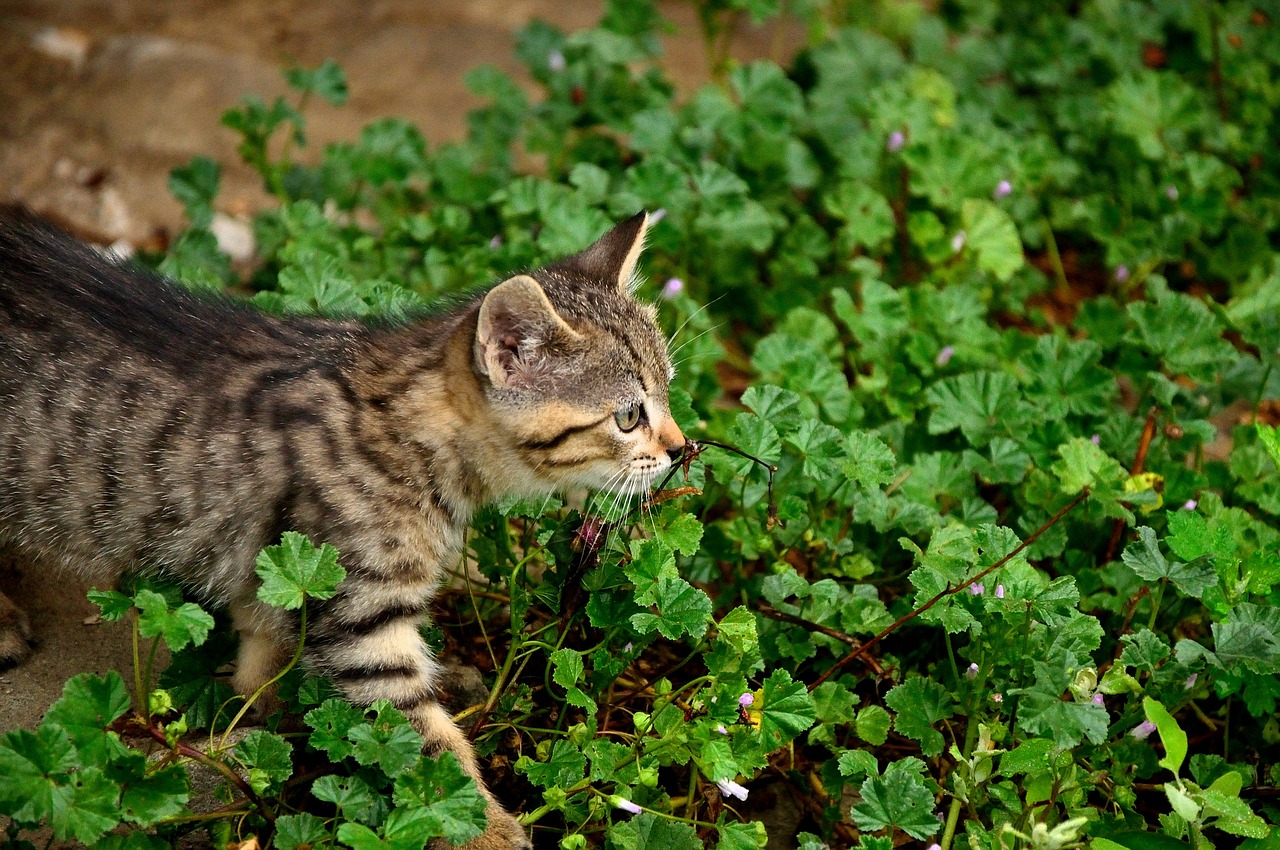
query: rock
31 27 91 71
211 212 255 262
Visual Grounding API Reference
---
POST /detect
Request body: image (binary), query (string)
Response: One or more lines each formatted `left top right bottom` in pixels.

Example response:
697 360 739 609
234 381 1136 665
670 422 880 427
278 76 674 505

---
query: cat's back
0 207 336 370
0 209 364 576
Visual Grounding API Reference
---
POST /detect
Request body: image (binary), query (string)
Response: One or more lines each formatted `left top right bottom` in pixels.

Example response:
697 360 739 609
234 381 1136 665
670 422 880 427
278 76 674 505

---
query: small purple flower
928 844 943 850
965 663 979 680
993 179 1013 200
1165 185 1179 201
1183 499 1197 511
1184 673 1198 689
624 642 633 653
661 277 684 300
991 692 1003 703
715 724 728 735
717 778 749 801
886 130 905 153
488 234 503 250
995 584 1005 599
968 582 985 595
611 796 642 815
547 50 566 72
649 207 667 224
1114 265 1130 283
1091 434 1101 445
1131 720 1157 740
738 692 754 708
936 345 955 367
1092 693 1105 706
951 230 967 253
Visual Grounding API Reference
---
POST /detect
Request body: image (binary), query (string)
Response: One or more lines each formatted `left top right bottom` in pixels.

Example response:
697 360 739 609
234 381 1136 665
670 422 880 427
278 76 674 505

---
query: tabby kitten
0 208 685 850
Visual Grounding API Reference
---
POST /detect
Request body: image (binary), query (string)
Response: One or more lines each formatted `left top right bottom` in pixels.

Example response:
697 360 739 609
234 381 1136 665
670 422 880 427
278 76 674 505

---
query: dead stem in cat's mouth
643 438 782 530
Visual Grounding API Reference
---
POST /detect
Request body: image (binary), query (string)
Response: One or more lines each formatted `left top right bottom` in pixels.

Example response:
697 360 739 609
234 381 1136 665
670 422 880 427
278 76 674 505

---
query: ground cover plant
2 0 1279 848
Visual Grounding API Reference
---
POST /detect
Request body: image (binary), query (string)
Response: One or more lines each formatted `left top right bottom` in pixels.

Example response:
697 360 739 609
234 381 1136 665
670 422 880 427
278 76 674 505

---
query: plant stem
1147 579 1166 631
1043 218 1070 298
219 602 309 750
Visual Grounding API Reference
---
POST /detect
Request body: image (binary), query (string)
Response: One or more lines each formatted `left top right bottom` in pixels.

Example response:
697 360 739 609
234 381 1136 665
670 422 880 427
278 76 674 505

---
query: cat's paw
0 593 33 668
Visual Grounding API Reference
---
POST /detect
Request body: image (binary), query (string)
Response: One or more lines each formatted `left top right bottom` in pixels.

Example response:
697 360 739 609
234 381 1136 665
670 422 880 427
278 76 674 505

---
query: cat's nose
666 444 685 463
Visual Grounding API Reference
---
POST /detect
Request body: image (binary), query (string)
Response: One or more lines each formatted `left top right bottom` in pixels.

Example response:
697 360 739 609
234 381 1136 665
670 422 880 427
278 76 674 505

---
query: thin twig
809 488 1090 691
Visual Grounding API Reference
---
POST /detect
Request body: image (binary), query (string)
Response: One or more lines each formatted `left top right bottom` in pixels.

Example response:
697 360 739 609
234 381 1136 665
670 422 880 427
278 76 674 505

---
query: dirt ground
0 0 795 790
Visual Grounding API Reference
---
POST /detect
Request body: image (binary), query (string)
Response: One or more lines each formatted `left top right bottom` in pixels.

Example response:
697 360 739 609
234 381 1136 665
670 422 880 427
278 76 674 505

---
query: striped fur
0 208 684 850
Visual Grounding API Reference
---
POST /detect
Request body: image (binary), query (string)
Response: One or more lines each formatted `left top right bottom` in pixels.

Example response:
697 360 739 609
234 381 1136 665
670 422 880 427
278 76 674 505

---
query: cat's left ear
571 211 650 293
476 274 582 389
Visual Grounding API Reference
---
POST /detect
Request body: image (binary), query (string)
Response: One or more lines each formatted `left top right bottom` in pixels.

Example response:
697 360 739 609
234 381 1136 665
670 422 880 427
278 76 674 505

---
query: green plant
5 1 1280 848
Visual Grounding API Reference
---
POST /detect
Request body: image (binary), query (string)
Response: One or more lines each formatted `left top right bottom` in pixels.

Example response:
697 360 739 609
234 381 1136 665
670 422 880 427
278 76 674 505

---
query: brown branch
756 603 885 676
141 723 272 822
1104 406 1158 563
809 488 1090 691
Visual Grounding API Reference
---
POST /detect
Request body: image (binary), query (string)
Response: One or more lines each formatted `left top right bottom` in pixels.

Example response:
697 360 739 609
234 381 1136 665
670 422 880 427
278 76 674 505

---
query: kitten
0 208 685 850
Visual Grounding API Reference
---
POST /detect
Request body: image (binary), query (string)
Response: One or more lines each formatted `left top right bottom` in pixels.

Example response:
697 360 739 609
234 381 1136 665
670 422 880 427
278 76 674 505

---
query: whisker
666 294 726 349
669 322 723 361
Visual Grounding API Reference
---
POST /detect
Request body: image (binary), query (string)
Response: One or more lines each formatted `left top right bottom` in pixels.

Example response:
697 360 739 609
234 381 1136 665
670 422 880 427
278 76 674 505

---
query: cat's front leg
307 597 531 850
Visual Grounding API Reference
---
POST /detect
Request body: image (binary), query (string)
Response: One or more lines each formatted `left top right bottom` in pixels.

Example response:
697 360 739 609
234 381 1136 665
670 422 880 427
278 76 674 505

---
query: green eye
615 404 643 432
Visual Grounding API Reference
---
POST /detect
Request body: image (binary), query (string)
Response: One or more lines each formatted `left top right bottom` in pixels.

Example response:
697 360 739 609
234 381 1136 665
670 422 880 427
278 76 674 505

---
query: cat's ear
570 211 650 293
475 275 582 389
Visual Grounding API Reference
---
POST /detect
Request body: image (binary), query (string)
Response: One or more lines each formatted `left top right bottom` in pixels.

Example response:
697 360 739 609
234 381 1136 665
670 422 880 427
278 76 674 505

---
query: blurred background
0 1 795 251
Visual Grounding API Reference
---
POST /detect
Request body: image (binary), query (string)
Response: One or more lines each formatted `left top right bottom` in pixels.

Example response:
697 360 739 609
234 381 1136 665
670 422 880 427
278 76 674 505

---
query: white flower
610 795 642 814
717 778 749 801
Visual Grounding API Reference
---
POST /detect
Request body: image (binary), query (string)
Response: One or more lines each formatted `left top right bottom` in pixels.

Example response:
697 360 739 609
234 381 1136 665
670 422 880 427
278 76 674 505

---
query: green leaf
1127 287 1235 383
117 762 189 828
999 738 1056 777
960 199 1024 281
884 677 954 757
625 538 678 605
630 577 713 640
277 813 331 850
86 590 132 622
312 774 379 824
551 648 595 709
824 180 896 252
168 156 221 228
234 730 294 794
391 752 489 846
1051 437 1132 521
132 591 215 653
516 739 586 789
1123 527 1217 598
842 430 897 490
926 371 1026 446
609 812 702 850
255 531 346 609
716 819 768 850
44 672 130 762
850 763 940 840
285 59 350 105
657 512 704 557
758 669 817 750
1258 423 1280 466
347 702 424 777
855 705 892 746
1143 697 1188 776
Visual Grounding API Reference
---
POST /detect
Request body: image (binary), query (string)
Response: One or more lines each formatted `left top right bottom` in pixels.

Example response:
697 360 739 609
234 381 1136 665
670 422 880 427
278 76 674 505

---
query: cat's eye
615 403 644 432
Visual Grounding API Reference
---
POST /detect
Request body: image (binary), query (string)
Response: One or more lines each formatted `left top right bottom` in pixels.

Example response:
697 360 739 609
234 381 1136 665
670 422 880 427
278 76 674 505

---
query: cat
0 207 686 850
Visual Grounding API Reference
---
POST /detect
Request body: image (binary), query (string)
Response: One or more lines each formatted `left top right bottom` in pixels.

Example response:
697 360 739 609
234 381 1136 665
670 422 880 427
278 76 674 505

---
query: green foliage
7 0 1280 847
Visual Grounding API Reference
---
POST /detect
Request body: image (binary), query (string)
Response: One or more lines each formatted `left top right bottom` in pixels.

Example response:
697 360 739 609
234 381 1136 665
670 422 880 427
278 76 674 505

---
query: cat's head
474 212 685 499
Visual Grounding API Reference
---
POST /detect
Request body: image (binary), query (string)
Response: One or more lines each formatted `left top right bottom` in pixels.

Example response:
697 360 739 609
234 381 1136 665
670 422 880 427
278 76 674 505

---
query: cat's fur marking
0 207 685 850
